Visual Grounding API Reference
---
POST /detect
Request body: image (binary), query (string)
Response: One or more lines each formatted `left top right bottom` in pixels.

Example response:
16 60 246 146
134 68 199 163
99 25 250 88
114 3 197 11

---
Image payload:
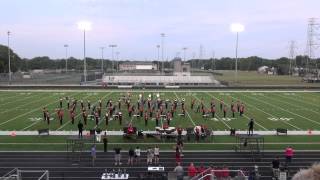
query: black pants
79 130 83 138
248 127 253 135
104 142 107 152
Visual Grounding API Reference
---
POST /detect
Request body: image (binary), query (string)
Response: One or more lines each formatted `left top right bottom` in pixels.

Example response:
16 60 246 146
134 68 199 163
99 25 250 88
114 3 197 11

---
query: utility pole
156 45 160 71
288 41 297 75
116 51 120 72
7 31 12 85
160 33 166 74
306 18 320 73
64 44 69 72
212 50 215 72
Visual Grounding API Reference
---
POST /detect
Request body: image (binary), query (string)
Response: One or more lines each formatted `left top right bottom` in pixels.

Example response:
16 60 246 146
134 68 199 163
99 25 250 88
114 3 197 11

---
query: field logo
29 117 54 121
268 117 293 121
211 118 235 122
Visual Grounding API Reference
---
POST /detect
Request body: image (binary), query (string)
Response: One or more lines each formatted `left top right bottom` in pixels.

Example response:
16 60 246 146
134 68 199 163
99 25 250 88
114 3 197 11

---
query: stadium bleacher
0 151 318 179
102 75 221 86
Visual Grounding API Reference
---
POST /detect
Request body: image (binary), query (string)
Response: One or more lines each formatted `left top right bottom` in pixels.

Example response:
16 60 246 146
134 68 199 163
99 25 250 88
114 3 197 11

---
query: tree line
0 44 319 75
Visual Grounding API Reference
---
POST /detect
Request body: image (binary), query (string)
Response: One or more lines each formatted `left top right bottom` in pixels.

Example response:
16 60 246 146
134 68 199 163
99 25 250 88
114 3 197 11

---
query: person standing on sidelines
78 121 83 138
248 118 254 136
102 132 108 152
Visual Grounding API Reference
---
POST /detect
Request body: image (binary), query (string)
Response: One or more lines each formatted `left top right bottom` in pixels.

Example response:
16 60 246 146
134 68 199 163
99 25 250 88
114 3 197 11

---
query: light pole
230 23 245 83
109 44 117 75
7 31 11 85
100 47 105 73
78 21 92 84
156 45 160 71
64 44 69 72
116 51 120 72
160 33 165 74
182 47 188 61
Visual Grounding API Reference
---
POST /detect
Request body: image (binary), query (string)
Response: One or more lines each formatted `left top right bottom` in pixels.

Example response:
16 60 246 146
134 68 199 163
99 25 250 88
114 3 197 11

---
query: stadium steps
0 152 319 179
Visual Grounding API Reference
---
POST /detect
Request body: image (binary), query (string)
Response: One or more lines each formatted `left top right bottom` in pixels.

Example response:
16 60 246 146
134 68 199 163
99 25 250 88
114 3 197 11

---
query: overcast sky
0 0 319 60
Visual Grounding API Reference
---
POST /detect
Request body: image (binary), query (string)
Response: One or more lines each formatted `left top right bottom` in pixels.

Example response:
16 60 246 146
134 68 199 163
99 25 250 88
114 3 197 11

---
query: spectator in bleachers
188 163 197 178
221 165 230 179
197 164 206 176
292 163 320 180
271 156 280 179
147 147 154 165
134 146 141 164
91 145 96 167
175 145 182 164
285 146 294 164
177 139 184 156
127 147 134 165
173 162 184 180
114 147 122 166
154 145 160 165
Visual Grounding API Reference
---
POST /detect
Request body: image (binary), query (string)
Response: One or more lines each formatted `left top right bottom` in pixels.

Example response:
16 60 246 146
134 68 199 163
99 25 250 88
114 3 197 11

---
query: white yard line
273 93 320 114
173 92 196 126
244 93 320 127
21 92 84 131
0 92 41 108
0 93 56 114
0 92 80 127
206 92 268 131
193 94 231 129
229 94 302 130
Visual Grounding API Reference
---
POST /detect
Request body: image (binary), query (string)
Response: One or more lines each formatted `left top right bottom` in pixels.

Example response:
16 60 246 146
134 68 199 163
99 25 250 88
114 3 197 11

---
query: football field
0 90 319 132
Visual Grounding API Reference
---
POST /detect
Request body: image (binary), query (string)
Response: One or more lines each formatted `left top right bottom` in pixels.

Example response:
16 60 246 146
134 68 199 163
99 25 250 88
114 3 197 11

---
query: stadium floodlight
182 47 188 61
230 23 245 82
77 21 92 31
156 45 160 71
77 21 92 84
64 44 69 72
100 47 105 74
230 23 245 33
109 44 117 75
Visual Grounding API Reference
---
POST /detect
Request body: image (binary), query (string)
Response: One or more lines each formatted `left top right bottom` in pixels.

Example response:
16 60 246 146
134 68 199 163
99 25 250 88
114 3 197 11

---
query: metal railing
0 168 49 180
191 169 248 180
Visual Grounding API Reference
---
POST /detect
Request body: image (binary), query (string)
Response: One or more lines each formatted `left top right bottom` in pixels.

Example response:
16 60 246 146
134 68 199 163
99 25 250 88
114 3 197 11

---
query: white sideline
1 130 319 136
0 89 320 93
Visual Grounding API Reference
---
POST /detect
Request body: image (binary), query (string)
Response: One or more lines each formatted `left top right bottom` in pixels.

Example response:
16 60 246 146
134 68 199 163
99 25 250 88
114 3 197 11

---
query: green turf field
0 90 319 151
0 90 319 131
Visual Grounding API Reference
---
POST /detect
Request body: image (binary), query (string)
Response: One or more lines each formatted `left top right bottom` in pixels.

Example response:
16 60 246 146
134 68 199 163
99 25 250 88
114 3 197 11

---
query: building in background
173 58 190 76
119 62 158 71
